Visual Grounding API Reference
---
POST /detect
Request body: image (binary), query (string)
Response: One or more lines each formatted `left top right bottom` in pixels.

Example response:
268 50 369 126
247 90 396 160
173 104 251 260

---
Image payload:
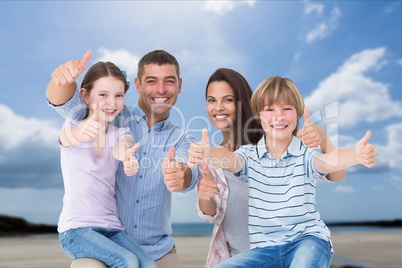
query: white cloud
334 185 355 193
204 0 256 15
305 47 402 127
384 1 400 13
397 59 402 65
304 0 324 15
376 123 402 170
96 48 140 80
0 104 59 151
306 7 342 43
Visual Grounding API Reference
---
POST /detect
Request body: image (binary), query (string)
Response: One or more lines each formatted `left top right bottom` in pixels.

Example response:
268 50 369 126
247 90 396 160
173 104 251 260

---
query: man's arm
46 50 92 106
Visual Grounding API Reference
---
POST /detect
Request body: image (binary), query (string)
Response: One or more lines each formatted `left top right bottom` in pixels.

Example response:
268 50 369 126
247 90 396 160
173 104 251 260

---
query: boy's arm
297 107 345 181
314 130 376 174
46 51 92 106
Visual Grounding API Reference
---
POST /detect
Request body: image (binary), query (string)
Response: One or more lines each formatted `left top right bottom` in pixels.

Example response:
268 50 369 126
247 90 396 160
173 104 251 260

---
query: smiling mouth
153 98 169 103
271 125 287 129
103 108 117 114
214 114 229 119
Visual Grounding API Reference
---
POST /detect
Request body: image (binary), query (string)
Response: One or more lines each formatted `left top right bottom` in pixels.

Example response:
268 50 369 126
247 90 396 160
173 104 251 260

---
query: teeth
154 98 168 103
272 125 286 129
215 115 228 119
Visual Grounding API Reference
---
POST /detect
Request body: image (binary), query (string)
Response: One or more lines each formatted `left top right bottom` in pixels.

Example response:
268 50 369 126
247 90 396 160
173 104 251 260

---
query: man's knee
70 258 108 268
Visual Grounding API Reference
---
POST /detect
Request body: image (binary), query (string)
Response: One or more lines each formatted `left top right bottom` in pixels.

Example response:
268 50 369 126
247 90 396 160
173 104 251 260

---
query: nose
214 101 224 111
274 109 284 121
156 81 167 95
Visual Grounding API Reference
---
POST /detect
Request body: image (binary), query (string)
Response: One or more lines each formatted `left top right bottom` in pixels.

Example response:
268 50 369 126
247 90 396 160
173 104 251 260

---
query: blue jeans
59 227 157 268
215 235 332 268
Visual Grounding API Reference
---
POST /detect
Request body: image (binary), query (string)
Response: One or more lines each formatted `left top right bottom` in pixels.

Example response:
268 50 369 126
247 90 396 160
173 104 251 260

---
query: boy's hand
297 107 324 148
123 143 140 176
162 147 187 192
198 163 218 201
76 103 100 143
355 130 376 168
188 128 210 168
51 50 92 86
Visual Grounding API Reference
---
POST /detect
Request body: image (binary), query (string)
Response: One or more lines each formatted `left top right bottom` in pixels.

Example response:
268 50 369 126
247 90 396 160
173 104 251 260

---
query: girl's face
206 81 236 131
259 99 297 143
83 76 126 122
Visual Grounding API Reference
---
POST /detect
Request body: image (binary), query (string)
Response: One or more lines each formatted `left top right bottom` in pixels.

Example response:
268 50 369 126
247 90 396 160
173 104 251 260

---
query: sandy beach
0 231 401 268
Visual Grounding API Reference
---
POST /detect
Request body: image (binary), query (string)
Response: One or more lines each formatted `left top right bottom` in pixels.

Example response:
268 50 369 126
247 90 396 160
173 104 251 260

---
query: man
47 50 197 268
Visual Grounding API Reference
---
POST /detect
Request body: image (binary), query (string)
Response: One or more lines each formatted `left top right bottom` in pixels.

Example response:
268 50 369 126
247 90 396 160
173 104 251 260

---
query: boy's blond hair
251 76 305 136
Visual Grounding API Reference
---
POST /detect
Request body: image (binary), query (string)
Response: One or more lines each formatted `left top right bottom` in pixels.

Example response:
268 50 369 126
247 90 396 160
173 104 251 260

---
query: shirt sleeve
233 146 248 181
47 89 87 121
305 146 328 181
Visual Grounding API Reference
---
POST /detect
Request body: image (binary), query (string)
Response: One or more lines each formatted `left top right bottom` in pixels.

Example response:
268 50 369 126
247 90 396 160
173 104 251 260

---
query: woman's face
206 81 236 131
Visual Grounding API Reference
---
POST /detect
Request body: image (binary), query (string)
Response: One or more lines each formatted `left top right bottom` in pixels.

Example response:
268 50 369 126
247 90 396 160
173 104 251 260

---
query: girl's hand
51 50 92 86
76 103 100 142
123 143 140 176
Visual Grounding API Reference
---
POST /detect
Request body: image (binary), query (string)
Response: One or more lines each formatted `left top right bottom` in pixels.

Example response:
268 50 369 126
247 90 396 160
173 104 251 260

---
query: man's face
135 64 182 124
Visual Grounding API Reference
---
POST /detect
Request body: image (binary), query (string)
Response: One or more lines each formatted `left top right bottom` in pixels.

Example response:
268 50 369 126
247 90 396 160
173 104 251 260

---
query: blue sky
1 1 401 225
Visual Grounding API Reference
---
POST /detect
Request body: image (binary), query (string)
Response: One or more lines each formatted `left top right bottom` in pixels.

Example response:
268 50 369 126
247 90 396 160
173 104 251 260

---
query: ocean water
172 222 402 236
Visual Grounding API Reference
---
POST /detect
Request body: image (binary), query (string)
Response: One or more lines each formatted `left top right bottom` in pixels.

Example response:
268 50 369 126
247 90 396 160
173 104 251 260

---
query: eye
223 98 234 103
116 94 124 98
166 79 176 84
206 98 216 103
99 93 107 97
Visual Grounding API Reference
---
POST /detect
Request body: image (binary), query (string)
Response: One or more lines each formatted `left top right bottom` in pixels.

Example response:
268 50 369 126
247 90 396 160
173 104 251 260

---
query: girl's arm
59 108 100 147
314 130 376 174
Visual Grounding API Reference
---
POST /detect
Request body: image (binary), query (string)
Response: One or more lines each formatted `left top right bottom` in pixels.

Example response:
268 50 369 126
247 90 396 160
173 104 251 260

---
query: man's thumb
79 50 92 74
167 146 176 161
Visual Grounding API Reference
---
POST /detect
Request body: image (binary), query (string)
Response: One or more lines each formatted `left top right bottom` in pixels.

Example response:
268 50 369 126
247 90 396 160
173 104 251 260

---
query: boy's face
259 100 297 143
135 63 182 124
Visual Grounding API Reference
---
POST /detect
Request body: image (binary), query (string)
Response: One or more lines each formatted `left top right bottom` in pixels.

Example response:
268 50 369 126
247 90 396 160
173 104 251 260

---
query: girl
193 70 345 267
54 57 157 268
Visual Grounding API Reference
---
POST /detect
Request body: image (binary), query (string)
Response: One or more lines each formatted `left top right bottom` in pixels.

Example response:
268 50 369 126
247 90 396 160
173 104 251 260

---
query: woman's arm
197 163 218 216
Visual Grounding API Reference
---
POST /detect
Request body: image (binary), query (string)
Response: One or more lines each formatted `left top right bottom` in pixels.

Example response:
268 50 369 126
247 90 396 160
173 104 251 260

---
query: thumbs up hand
123 143 140 176
76 103 100 142
297 106 325 148
51 50 92 86
354 130 376 168
198 163 218 201
162 147 187 192
188 128 210 168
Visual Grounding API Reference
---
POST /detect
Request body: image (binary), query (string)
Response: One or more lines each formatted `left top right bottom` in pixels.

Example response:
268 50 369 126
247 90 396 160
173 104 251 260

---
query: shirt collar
256 135 303 159
132 105 170 130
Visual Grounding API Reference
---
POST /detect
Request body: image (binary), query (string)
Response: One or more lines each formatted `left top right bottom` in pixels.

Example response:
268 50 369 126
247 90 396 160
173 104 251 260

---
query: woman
195 68 345 268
